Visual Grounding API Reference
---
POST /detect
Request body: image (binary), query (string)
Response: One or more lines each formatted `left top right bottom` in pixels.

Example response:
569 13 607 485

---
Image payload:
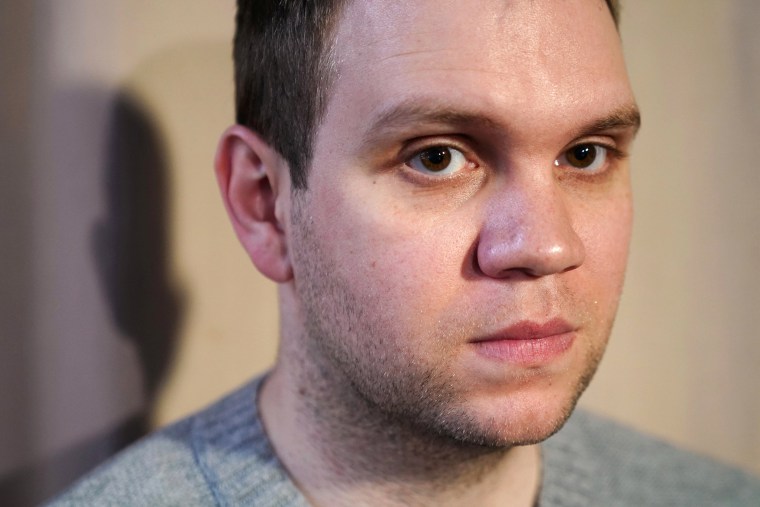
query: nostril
561 264 579 274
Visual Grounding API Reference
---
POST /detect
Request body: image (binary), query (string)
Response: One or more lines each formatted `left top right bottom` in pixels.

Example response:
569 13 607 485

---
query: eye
555 144 608 172
408 146 469 175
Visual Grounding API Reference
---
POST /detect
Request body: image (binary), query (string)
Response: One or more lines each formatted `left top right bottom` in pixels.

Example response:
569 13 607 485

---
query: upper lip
471 318 576 342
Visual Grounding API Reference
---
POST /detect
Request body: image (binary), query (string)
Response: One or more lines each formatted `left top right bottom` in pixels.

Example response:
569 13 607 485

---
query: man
51 0 760 505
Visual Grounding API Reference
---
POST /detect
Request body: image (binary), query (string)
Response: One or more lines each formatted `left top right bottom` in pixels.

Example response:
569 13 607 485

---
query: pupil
421 147 451 171
570 145 596 168
574 146 591 160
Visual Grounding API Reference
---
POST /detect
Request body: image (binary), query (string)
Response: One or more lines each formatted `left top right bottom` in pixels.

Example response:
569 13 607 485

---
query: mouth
470 318 576 365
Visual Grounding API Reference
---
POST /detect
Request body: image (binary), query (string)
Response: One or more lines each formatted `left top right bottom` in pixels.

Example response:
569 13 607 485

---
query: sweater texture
47 376 760 506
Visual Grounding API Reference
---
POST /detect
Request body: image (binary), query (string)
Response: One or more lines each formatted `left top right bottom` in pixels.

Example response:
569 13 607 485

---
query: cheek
592 201 632 268
311 183 477 330
574 195 632 304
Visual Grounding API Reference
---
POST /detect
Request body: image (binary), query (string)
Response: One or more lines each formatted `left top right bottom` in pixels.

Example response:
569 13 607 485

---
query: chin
417 371 591 449
461 401 576 448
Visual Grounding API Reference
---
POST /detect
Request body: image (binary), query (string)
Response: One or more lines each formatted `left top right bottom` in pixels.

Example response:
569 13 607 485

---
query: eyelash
555 142 626 174
400 138 479 179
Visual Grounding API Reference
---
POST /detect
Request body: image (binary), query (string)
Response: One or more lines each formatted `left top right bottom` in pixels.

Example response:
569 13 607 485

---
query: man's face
288 0 638 445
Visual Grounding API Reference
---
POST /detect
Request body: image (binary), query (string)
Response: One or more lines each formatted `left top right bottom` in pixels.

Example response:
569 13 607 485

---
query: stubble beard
288 191 610 477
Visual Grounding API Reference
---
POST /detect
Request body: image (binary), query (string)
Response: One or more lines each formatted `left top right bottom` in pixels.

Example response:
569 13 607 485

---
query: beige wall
1 0 758 504
582 0 760 473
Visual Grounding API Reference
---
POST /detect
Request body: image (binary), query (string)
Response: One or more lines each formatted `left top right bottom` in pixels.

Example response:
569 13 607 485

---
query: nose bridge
476 170 586 278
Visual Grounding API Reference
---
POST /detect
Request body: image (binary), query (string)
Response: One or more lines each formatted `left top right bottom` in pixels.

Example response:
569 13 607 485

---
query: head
217 0 639 448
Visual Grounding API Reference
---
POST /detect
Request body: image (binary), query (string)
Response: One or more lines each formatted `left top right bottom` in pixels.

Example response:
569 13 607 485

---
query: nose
476 175 585 279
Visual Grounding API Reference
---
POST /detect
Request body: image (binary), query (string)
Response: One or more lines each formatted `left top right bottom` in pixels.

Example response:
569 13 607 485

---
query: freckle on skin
371 261 377 268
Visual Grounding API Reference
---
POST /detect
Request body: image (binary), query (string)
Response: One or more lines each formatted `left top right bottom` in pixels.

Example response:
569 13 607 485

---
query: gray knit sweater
48 376 760 506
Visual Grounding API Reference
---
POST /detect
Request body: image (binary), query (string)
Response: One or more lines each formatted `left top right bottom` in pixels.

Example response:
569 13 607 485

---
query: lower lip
472 332 575 365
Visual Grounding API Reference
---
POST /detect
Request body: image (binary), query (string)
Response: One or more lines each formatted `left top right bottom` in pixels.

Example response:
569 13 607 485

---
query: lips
470 318 576 364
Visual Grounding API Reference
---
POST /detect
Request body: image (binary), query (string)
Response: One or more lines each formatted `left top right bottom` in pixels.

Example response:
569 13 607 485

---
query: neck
259 340 541 507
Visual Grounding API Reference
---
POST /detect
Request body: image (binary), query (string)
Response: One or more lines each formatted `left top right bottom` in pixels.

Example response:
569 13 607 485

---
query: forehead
333 0 623 80
322 0 632 144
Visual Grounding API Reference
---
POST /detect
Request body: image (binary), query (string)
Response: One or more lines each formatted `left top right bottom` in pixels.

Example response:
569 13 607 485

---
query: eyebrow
362 99 641 144
581 105 642 137
362 100 501 144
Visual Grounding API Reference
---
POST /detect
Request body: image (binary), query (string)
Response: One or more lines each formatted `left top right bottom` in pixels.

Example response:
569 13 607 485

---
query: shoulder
46 377 307 507
45 415 215 506
541 409 760 507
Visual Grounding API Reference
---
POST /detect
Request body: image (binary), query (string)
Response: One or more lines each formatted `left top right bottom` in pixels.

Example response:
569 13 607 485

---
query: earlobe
215 125 293 282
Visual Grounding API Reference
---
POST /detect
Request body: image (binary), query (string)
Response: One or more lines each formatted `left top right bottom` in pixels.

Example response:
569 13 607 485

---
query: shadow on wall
93 91 184 402
0 90 184 506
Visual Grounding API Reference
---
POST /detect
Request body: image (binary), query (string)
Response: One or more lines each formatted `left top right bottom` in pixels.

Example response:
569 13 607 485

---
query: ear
215 125 293 282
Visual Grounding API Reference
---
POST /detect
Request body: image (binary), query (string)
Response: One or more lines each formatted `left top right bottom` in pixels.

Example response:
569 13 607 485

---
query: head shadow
92 89 185 403
0 86 186 507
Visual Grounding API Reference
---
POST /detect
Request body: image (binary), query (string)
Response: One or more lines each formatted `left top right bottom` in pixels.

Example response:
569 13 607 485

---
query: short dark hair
234 0 620 189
